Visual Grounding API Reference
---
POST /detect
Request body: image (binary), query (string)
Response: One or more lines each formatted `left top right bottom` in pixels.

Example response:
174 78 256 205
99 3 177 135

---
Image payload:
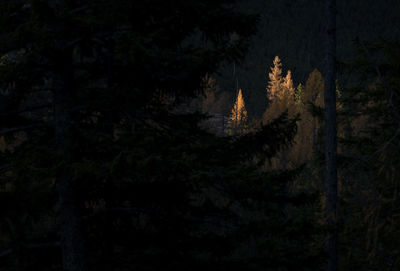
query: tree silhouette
0 1 258 270
323 0 338 270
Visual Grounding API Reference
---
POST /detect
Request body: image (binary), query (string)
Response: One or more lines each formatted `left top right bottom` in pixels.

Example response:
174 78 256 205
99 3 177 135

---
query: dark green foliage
0 1 320 270
338 39 400 271
78 107 321 271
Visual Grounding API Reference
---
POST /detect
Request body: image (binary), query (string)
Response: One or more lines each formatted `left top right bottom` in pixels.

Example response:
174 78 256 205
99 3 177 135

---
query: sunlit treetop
283 70 295 95
228 88 248 135
266 56 284 99
230 88 248 123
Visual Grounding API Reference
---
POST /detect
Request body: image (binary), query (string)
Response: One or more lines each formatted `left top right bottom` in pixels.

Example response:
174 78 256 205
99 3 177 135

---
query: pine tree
324 0 338 270
284 70 295 95
266 56 284 100
337 40 400 271
263 59 298 169
295 83 304 104
263 59 297 125
0 1 259 270
296 70 324 163
228 88 248 135
304 69 325 106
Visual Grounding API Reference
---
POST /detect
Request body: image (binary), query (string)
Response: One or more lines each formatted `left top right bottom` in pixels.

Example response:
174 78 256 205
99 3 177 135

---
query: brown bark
53 52 86 271
324 1 338 271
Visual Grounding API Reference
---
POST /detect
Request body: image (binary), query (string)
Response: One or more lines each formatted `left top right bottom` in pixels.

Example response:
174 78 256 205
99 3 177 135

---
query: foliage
227 88 248 135
338 39 400 271
262 56 298 169
266 56 285 101
0 1 322 271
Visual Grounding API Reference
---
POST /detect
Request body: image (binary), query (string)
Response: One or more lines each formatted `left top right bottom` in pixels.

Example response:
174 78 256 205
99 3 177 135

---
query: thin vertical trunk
53 52 86 271
324 0 338 271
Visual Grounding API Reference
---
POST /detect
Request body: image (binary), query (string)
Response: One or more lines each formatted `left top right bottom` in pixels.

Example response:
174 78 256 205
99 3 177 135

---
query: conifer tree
288 70 325 169
263 59 298 169
304 69 325 106
324 0 338 270
284 70 295 95
228 88 248 135
336 40 400 271
0 1 259 270
295 83 304 104
263 59 297 125
266 56 284 100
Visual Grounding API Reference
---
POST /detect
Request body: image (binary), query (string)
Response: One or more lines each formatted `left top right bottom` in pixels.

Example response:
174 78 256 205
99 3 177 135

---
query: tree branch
24 242 60 249
0 123 50 135
0 104 52 117
85 207 238 229
0 248 12 258
0 164 11 171
0 242 60 258
359 40 400 122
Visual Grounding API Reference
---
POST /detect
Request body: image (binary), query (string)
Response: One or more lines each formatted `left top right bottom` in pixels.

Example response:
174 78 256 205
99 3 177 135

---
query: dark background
217 0 400 117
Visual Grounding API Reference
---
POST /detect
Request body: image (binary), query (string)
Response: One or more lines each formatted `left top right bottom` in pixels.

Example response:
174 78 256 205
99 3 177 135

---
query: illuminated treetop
266 56 284 99
228 88 248 135
283 70 295 96
230 89 247 122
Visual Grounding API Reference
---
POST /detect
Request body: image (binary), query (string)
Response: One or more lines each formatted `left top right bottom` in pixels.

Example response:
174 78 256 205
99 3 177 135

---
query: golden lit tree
228 88 248 135
284 70 295 95
266 56 284 100
263 60 297 124
263 58 297 169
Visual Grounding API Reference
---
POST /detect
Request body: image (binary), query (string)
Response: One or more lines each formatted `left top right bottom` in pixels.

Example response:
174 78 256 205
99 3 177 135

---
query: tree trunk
324 0 338 271
53 52 86 271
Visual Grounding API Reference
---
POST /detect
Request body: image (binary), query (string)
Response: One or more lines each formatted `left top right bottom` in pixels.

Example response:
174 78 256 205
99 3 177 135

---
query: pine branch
0 242 60 258
0 104 52 117
0 164 11 171
24 242 60 249
0 248 12 258
339 41 400 174
85 208 238 229
358 40 400 122
0 123 50 135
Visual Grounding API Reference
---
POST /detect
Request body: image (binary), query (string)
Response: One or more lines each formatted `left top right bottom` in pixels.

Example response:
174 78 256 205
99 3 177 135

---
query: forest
0 0 399 271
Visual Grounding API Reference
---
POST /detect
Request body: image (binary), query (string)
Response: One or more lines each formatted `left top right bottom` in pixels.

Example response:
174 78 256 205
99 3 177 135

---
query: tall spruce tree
324 0 338 270
0 1 323 271
338 39 400 271
0 1 258 270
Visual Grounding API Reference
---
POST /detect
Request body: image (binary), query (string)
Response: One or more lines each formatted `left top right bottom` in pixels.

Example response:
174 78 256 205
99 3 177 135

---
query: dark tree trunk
53 52 86 271
324 0 338 271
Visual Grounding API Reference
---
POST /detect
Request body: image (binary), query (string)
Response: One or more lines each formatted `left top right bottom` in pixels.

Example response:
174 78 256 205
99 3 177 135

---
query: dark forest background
0 1 400 271
218 0 400 117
